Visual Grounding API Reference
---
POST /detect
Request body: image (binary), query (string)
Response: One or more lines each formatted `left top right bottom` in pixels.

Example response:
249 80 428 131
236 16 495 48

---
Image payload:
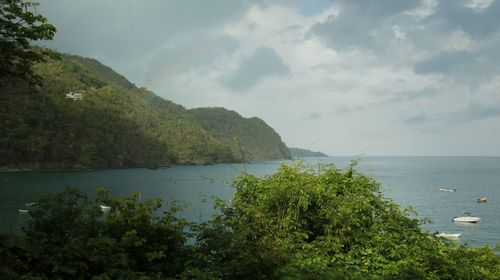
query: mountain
189 107 291 161
289 147 328 158
0 52 289 170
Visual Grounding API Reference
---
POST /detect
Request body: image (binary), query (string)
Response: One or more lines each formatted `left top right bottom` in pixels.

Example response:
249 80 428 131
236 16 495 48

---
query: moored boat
453 216 480 223
437 232 461 239
477 197 487 203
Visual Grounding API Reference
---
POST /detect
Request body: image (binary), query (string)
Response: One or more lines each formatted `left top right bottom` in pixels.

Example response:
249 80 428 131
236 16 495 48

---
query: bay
1 156 499 248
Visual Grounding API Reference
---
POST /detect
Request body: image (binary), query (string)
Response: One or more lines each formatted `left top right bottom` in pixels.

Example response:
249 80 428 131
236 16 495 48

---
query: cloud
403 1 500 84
37 0 253 82
306 0 500 87
387 88 438 103
413 51 474 75
401 102 500 128
333 105 366 114
412 47 500 83
334 106 351 114
453 102 500 123
428 0 500 39
308 0 419 51
297 0 335 16
39 0 250 52
144 35 239 87
402 113 431 125
304 112 322 120
309 14 377 51
224 46 290 91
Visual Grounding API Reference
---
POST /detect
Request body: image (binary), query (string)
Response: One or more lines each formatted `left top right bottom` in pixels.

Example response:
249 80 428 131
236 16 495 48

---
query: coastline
0 157 256 172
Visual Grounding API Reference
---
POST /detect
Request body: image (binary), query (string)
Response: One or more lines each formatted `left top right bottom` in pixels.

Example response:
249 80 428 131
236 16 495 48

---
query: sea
1 156 499 249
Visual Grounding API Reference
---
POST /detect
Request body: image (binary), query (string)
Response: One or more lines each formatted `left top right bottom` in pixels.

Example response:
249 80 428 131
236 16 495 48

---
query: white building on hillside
65 92 84 101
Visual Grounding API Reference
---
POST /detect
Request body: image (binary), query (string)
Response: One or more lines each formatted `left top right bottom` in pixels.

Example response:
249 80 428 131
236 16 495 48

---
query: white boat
437 232 461 239
477 197 487 203
100 205 111 211
18 209 29 214
453 216 480 223
25 202 38 207
439 188 456 192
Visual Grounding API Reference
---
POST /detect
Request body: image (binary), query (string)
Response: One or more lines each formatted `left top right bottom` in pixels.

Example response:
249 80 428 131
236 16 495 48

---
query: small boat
439 188 456 192
25 202 38 207
18 209 29 214
437 232 461 239
453 216 480 223
100 205 111 211
477 197 487 203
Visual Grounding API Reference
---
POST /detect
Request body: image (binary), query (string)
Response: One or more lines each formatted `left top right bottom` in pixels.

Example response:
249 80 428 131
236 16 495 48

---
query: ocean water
0 156 499 248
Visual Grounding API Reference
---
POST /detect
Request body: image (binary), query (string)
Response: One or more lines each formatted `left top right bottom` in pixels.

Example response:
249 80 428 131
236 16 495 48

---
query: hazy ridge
289 147 328 158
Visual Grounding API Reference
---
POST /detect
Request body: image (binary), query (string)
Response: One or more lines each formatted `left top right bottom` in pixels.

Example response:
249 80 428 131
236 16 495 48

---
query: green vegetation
189 107 291 161
0 52 292 170
289 147 328 158
64 54 135 90
0 0 56 85
0 188 188 279
1 162 499 279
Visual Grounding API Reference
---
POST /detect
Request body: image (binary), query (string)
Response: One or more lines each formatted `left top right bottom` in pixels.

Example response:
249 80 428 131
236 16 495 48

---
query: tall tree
0 0 56 85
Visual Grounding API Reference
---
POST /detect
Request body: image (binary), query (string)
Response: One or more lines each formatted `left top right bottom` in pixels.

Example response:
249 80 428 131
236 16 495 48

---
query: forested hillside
189 107 291 161
1 53 254 169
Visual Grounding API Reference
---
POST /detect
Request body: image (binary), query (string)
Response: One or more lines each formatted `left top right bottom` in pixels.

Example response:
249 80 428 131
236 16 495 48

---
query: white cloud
223 46 289 91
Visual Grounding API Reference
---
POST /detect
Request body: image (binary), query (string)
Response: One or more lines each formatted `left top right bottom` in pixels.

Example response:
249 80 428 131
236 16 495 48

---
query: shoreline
0 158 268 173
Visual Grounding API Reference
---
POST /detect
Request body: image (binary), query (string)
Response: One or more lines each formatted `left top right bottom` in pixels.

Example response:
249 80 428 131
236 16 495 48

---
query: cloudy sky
37 0 500 156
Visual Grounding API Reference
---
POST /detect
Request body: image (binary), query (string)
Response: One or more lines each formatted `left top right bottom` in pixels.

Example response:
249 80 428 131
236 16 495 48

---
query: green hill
289 147 328 158
189 107 291 161
0 52 289 170
63 54 136 90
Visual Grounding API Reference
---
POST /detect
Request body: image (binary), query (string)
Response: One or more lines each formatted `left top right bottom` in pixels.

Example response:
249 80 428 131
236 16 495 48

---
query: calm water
1 157 499 248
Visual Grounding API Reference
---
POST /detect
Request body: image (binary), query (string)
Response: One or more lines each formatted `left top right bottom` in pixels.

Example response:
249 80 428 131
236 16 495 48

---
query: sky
37 0 500 156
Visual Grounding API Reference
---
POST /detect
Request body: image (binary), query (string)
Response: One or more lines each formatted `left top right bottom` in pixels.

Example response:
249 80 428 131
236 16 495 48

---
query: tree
0 0 56 85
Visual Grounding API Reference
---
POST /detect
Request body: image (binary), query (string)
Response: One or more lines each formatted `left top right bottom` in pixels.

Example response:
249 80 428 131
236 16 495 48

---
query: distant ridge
289 147 329 158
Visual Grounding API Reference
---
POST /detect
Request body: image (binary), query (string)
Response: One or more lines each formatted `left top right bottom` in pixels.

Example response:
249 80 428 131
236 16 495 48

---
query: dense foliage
1 163 499 279
0 52 291 170
0 188 189 279
189 107 291 161
0 0 56 85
